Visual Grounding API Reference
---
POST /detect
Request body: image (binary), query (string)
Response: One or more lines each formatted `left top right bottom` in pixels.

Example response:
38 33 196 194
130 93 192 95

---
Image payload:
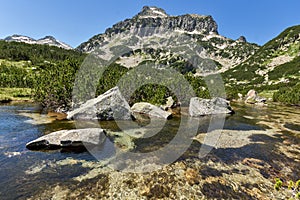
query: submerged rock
26 128 105 150
67 87 132 121
189 97 233 117
132 102 172 119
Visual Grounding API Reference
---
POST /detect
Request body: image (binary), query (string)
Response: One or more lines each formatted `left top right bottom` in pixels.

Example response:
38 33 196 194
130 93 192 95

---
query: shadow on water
188 132 300 178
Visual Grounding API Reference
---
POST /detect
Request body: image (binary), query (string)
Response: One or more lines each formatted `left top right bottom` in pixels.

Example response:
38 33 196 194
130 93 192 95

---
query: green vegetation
274 178 283 191
0 40 85 64
98 64 175 106
0 88 32 102
0 61 35 88
33 59 80 109
0 40 85 109
1 25 299 108
273 83 300 105
221 25 300 104
274 178 300 199
97 62 210 106
268 56 300 80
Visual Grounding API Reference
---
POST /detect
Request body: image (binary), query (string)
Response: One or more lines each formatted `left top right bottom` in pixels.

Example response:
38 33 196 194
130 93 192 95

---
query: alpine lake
0 101 299 199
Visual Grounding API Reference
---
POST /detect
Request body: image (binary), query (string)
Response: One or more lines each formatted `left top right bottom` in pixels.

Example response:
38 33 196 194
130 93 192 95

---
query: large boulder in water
189 97 233 117
131 102 172 119
26 128 105 150
67 87 132 120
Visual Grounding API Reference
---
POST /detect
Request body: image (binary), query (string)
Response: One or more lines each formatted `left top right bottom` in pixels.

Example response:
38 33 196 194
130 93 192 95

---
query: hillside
1 6 299 107
223 25 300 103
0 40 83 64
0 40 86 106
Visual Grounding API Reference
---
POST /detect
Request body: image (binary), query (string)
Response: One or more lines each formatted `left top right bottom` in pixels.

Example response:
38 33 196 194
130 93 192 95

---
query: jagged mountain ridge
3 34 73 50
77 6 259 69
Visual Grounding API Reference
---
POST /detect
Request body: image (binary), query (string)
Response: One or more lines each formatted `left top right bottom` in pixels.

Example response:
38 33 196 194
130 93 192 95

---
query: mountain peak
78 6 220 52
237 36 247 43
136 6 169 18
3 34 73 50
40 35 56 40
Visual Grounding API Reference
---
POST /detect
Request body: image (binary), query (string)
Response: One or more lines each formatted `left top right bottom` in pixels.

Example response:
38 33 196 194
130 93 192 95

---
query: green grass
259 90 277 100
0 59 31 68
0 88 33 102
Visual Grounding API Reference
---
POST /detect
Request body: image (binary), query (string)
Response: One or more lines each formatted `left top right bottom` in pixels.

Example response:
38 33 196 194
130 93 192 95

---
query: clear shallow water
0 103 96 199
0 102 299 199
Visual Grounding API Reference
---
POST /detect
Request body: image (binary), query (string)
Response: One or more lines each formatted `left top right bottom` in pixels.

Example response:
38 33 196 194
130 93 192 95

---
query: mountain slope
77 6 259 70
0 39 84 64
3 34 73 50
224 25 300 86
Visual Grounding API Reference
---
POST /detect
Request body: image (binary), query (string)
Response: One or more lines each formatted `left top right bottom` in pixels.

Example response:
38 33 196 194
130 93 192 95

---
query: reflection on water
0 102 299 199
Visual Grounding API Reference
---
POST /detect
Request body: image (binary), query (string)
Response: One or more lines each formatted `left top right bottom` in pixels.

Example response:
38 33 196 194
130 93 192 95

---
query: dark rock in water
131 102 172 119
67 87 132 120
189 97 233 117
26 128 105 151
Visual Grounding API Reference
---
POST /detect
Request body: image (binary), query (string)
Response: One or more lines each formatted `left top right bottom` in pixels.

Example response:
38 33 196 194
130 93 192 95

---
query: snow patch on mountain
3 35 73 50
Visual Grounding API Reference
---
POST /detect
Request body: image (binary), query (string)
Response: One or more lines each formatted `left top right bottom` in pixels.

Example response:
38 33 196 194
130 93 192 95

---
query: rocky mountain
77 6 259 70
3 35 73 50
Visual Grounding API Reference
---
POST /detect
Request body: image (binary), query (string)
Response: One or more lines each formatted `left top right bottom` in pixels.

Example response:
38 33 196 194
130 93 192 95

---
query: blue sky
0 0 299 47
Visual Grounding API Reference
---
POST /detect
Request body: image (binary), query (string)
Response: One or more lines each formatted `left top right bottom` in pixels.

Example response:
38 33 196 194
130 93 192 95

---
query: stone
255 96 267 103
185 168 200 185
105 130 137 150
238 93 243 100
189 97 233 117
245 89 267 104
67 87 132 120
161 96 175 111
131 102 172 119
245 89 257 103
26 128 105 150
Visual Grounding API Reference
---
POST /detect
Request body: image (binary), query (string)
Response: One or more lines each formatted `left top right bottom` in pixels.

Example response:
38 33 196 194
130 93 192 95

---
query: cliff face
109 6 218 34
77 6 259 70
77 6 218 52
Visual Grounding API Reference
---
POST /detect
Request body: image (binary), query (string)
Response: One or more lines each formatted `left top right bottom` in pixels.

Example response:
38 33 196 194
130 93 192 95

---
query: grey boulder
67 87 132 120
189 97 233 117
131 102 172 119
26 128 105 150
160 96 176 111
245 89 266 104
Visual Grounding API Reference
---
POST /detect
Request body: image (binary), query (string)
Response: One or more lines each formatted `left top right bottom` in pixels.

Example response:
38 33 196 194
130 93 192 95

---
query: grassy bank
0 88 33 102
